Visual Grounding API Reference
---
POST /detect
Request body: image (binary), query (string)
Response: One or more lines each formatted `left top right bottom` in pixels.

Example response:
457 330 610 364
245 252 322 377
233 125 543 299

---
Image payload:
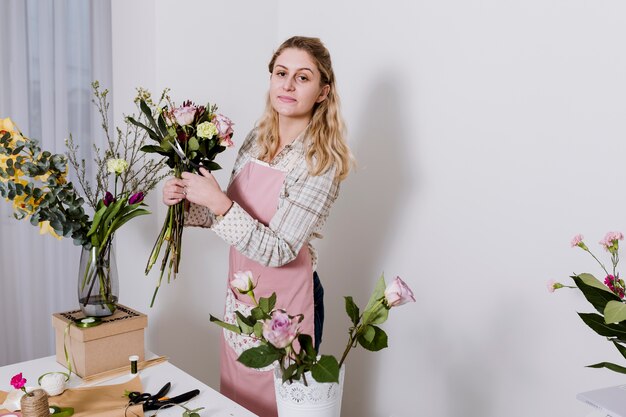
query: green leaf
363 275 387 324
139 99 161 135
605 301 626 324
259 293 277 315
209 315 241 334
235 311 256 334
127 116 159 141
237 345 281 368
298 334 316 358
612 340 626 361
310 355 340 383
253 321 263 338
578 313 626 338
362 303 389 326
86 204 107 238
345 296 360 326
573 275 621 314
282 364 298 383
236 312 255 334
250 307 266 321
188 136 199 151
577 273 613 293
587 361 626 374
357 325 388 352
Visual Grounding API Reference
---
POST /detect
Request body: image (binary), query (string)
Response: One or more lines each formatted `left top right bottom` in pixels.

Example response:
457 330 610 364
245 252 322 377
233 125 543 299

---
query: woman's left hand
181 167 233 215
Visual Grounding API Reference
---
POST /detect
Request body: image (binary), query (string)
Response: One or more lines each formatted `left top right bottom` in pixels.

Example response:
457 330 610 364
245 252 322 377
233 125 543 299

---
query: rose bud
384 276 415 307
231 270 255 293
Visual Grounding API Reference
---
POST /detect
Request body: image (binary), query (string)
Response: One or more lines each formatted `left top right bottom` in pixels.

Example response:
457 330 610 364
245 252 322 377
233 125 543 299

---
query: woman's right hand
162 177 186 206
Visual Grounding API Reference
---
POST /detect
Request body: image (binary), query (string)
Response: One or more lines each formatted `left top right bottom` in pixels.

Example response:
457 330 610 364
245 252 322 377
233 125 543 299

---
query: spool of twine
20 389 50 417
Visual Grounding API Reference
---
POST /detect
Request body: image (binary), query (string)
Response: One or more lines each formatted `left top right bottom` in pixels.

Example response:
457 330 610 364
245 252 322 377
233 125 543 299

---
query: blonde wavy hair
256 36 353 181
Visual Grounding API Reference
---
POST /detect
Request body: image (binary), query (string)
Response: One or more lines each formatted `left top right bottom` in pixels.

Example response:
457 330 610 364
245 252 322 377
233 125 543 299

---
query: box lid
51 304 148 342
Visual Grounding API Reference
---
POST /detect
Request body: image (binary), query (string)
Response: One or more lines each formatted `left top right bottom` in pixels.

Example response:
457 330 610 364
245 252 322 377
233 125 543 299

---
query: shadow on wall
318 73 414 416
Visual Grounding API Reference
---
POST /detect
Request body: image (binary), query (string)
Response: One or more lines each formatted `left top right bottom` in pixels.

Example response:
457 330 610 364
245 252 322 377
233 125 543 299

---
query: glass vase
77 242 119 317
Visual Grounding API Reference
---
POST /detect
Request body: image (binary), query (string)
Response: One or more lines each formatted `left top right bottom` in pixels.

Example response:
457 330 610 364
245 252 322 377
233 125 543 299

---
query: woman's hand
182 167 233 215
162 177 186 206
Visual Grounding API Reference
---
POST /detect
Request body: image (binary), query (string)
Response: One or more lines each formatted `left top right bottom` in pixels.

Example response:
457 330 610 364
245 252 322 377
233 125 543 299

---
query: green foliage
559 234 626 375
210 273 414 386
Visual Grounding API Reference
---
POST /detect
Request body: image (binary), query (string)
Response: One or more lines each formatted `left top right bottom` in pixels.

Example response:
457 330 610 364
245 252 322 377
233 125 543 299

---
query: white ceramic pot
273 365 345 417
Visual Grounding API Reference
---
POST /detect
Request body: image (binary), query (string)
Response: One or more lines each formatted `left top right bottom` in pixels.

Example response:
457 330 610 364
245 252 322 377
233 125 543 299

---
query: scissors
171 138 203 171
128 382 171 409
128 382 200 411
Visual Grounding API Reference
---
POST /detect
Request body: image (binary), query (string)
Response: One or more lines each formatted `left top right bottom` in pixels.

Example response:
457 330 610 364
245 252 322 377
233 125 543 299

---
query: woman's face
269 48 329 122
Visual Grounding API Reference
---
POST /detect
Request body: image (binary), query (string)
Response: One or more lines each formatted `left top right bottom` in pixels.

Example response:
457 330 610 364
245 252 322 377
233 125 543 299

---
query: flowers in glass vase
0 82 169 314
129 92 234 306
550 231 626 373
211 272 415 384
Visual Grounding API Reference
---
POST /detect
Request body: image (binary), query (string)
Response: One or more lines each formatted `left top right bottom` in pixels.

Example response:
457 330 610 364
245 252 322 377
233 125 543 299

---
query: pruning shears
172 138 203 171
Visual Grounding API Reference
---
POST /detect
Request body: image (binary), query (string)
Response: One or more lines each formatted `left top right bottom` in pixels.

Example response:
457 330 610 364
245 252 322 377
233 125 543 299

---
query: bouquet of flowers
550 232 626 373
129 93 234 306
0 82 169 314
210 272 415 384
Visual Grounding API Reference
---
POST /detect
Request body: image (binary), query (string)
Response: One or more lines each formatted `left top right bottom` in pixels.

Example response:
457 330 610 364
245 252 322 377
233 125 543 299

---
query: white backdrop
110 1 626 416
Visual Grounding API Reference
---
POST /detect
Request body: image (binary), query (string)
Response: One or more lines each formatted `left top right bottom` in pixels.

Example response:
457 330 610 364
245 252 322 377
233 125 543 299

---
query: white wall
112 1 626 416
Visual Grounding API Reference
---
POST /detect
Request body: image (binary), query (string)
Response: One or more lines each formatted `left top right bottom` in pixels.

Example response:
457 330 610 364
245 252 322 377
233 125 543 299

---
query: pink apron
220 159 315 417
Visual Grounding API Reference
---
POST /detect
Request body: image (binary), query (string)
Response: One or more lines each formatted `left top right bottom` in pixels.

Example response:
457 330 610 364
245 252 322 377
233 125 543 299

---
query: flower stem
585 248 611 277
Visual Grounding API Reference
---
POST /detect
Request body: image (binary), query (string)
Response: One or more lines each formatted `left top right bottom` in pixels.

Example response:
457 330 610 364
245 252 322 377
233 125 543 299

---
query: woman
162 36 352 416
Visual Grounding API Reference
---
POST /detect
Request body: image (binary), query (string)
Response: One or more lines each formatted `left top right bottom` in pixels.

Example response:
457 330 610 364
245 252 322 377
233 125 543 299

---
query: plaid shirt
186 128 341 268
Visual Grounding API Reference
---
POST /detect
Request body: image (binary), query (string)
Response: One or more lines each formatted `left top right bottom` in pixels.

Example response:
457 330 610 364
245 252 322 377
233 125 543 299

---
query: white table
0 352 257 417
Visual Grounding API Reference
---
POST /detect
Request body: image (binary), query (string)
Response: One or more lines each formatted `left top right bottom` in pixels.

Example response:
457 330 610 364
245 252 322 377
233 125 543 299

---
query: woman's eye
297 75 309 82
276 71 286 77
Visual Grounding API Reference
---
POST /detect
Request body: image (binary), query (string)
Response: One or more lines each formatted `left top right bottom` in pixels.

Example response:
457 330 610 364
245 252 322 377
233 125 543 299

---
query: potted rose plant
210 271 415 417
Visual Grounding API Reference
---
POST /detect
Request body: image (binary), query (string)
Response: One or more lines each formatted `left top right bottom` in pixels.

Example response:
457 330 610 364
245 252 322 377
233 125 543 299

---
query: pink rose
212 114 235 147
231 270 255 293
384 276 415 307
263 310 298 349
600 231 624 251
173 104 197 126
10 373 26 390
570 234 584 247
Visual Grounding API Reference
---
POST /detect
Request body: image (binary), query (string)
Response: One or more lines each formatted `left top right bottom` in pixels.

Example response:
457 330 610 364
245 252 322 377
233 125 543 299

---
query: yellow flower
39 220 62 240
0 117 18 135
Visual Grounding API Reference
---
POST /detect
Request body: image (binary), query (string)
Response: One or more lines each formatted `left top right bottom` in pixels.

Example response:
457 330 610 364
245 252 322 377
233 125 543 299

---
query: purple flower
605 274 625 298
103 191 115 207
129 192 144 205
263 310 299 349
